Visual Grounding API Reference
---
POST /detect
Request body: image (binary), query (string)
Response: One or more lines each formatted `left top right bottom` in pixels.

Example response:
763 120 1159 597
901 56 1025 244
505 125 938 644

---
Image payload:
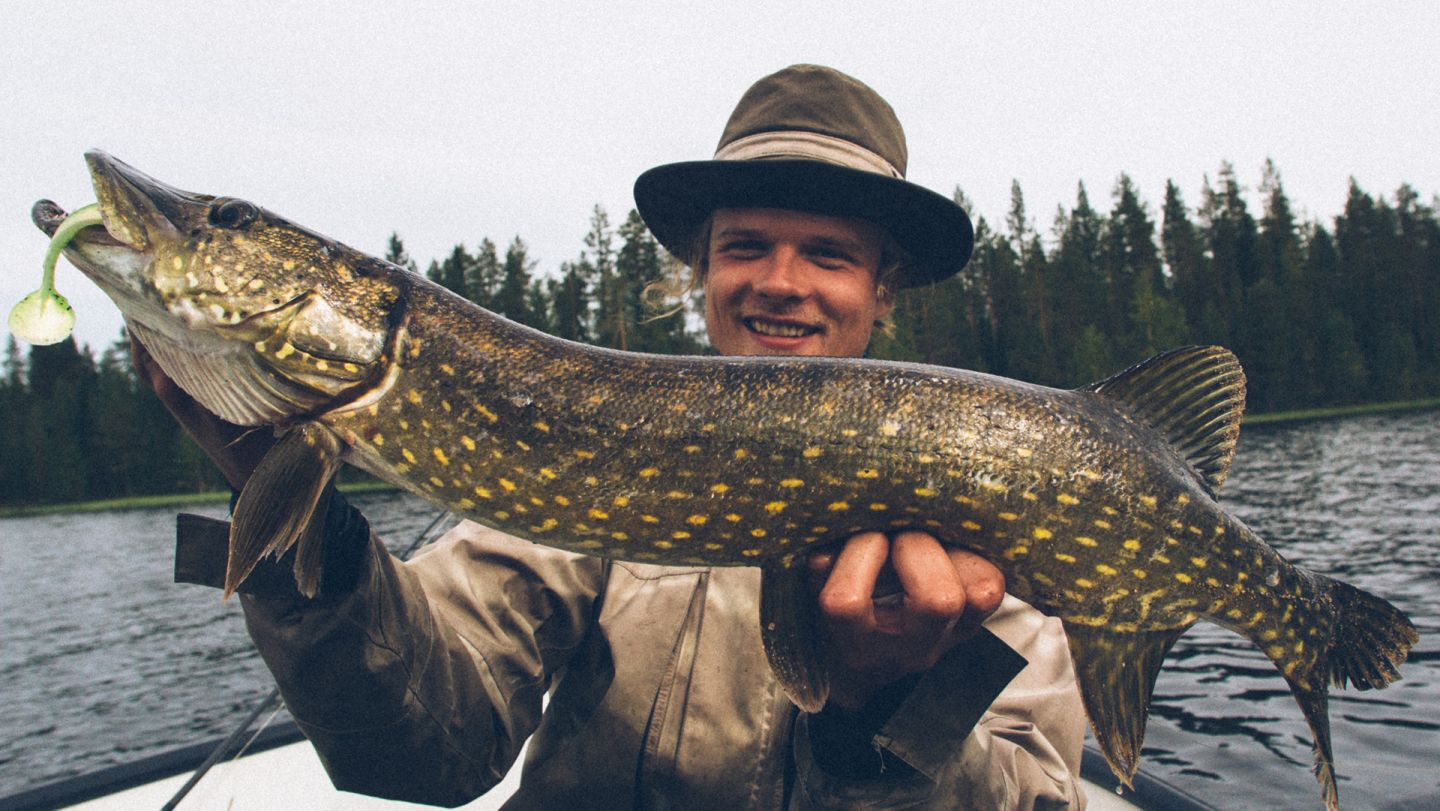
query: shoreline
4 397 1437 518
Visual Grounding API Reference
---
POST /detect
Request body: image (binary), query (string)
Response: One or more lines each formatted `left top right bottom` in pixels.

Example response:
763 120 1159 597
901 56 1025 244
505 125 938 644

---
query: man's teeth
747 318 813 337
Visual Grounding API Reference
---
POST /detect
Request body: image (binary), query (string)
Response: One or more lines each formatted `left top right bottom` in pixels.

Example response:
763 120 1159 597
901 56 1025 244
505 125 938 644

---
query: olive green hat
634 64 973 288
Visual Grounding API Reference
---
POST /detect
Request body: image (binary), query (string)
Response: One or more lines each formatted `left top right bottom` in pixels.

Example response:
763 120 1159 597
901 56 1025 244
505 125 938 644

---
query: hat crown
717 64 909 178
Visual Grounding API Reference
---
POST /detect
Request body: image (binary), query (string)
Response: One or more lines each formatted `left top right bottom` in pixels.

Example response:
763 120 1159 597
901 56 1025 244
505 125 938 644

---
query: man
148 64 1086 808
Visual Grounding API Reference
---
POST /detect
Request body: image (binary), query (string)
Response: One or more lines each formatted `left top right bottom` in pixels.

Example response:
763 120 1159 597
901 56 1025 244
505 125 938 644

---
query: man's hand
131 335 274 490
808 531 1005 711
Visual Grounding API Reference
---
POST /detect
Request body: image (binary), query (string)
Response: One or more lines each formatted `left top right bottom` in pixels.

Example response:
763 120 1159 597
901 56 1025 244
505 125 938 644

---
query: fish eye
207 198 259 229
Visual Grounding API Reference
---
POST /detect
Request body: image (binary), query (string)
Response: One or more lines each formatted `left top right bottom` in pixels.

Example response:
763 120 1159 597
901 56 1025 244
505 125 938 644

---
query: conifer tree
385 233 418 273
494 237 537 327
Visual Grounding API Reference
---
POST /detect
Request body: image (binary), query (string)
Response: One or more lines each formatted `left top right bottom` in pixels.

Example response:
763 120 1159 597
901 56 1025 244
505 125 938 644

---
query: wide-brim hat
634 64 973 288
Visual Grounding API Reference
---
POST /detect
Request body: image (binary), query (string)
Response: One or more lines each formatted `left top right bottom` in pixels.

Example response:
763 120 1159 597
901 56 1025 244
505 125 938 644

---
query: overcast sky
4 1 1437 352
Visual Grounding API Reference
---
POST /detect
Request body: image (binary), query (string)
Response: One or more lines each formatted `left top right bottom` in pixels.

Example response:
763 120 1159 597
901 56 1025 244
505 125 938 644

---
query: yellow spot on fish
1096 564 1118 576
406 389 423 405
1123 539 1141 551
344 362 358 373
915 487 937 497
402 449 418 464
742 549 763 557
710 483 730 494
869 503 887 511
670 531 690 540
666 491 688 499
372 434 385 446
1132 569 1148 579
432 448 450 466
1174 572 1193 583
515 440 530 452
856 468 879 479
499 478 516 493
961 520 982 532
554 495 570 507
1015 448 1033 458
1058 493 1079 505
1076 536 1098 547
828 501 850 511
588 508 609 520
683 444 701 454
1102 506 1119 516
1004 545 1029 560
780 479 803 488
475 404 498 423
539 468 557 480
705 543 723 551
574 449 595 460
1055 553 1077 563
1075 578 1095 589
275 343 296 360
724 514 742 523
639 468 660 478
764 501 787 515
254 340 267 353
1176 494 1191 505
1140 495 1157 508
428 476 444 487
461 436 476 451
474 486 492 499
688 514 708 526
803 447 823 458
999 512 1019 521
642 515 660 523
980 481 1007 493
612 495 630 507
750 529 767 538
1022 492 1039 502
1033 528 1053 540
1094 520 1112 530
734 449 748 460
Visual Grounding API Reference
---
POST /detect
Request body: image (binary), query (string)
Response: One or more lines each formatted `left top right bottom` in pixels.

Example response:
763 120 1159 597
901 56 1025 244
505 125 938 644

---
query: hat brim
634 159 973 288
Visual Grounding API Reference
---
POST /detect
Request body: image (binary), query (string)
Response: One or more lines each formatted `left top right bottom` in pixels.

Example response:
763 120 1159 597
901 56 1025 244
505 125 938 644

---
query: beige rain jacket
229 520 1087 809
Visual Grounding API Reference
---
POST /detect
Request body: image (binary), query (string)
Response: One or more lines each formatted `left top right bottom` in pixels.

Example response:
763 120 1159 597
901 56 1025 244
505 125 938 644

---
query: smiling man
144 64 1086 808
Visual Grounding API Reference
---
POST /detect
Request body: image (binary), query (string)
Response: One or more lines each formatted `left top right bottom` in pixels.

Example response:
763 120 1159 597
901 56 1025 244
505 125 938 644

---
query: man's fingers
945 546 1006 636
816 532 889 628
891 531 966 630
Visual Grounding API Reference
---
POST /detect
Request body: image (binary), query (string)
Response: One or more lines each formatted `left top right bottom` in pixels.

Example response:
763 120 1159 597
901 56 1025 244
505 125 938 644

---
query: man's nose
753 246 808 299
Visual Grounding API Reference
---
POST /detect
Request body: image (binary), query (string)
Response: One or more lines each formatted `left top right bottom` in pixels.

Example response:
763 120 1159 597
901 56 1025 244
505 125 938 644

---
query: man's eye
720 240 766 255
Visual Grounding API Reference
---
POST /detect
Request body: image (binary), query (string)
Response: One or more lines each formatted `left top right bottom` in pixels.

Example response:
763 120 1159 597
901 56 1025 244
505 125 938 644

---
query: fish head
33 151 404 425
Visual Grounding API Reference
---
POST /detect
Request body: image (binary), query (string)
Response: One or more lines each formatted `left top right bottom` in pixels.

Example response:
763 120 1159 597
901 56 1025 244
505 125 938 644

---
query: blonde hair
642 214 908 338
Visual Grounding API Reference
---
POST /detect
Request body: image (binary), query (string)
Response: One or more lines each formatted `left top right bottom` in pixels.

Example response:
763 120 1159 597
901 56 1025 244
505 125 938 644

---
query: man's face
703 208 893 358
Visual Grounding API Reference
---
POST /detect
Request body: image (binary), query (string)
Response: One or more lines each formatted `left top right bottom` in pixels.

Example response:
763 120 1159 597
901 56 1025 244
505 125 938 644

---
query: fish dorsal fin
1063 623 1189 788
1085 345 1247 495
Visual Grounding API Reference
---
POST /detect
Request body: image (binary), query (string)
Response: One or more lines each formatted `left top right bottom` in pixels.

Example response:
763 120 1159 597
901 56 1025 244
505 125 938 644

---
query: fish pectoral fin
225 422 344 599
1063 622 1188 787
760 556 829 713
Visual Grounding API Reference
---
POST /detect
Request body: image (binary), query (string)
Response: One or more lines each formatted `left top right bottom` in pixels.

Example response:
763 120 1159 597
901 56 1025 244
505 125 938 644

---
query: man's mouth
743 317 821 339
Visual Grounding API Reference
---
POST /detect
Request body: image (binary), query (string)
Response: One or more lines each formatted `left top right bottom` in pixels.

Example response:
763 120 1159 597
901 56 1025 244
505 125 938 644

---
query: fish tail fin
1063 623 1189 788
226 422 344 599
1261 572 1418 811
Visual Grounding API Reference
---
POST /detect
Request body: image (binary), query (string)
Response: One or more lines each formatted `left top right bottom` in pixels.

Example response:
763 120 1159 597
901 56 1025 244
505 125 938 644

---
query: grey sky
4 1 1437 352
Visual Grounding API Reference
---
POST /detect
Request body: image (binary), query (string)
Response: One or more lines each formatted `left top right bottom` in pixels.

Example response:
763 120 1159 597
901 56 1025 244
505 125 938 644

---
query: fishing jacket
226 519 1087 809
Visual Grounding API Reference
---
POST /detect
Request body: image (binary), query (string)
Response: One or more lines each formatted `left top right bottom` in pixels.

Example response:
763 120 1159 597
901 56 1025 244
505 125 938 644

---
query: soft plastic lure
7 203 102 344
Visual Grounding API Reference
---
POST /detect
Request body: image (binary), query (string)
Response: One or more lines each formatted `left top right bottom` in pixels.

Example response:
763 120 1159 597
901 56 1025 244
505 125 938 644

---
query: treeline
3 161 1436 505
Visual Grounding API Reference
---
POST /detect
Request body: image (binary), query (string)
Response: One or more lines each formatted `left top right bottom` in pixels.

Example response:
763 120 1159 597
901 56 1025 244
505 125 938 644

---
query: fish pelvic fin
226 422 344 599
1085 345 1246 496
1063 622 1189 788
1261 572 1418 811
759 555 829 712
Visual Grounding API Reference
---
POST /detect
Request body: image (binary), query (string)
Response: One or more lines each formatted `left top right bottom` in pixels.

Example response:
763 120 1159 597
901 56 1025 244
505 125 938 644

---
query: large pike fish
32 151 1415 809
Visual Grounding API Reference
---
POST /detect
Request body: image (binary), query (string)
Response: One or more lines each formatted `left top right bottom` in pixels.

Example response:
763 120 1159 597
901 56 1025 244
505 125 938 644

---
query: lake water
1 410 1436 809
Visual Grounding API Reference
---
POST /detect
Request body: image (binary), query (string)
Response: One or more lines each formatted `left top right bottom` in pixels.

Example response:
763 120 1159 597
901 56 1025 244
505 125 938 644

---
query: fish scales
33 151 1417 810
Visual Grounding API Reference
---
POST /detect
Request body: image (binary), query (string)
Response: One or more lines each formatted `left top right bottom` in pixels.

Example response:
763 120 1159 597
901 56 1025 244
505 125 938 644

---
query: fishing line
161 504 456 810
